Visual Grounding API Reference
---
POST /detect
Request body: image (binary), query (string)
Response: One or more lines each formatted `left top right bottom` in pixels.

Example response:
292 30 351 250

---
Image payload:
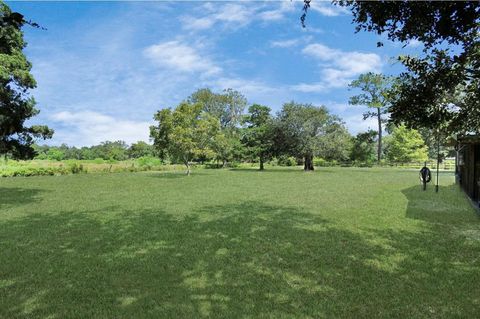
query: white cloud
213 77 278 96
270 39 300 48
181 16 215 31
259 1 296 21
215 3 253 24
291 82 327 93
291 43 382 92
302 43 382 74
342 114 378 135
50 111 152 146
144 40 221 77
309 1 349 17
181 1 303 32
406 39 422 48
181 3 256 31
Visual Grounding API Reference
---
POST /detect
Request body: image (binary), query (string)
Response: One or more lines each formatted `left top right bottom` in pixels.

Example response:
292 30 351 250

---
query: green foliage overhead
384 125 429 163
0 3 53 159
337 1 480 134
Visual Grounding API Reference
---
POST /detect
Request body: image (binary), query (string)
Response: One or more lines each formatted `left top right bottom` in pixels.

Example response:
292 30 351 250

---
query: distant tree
350 130 377 164
188 88 247 167
150 102 220 175
188 88 247 129
211 132 244 167
241 104 273 170
349 72 393 163
274 102 338 171
32 144 49 159
80 147 95 160
384 125 428 163
128 141 154 158
46 148 65 161
0 3 53 159
92 141 128 161
317 122 352 162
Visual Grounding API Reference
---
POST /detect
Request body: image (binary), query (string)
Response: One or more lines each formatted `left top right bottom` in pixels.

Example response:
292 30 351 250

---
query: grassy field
1 167 479 318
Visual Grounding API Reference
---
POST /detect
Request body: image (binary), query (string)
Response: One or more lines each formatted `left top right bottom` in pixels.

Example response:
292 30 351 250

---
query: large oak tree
0 3 52 159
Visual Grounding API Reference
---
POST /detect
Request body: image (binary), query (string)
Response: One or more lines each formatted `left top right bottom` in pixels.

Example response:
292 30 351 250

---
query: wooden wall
458 143 480 202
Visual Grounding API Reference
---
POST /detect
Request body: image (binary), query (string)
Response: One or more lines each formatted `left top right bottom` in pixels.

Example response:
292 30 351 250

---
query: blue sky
8 1 423 146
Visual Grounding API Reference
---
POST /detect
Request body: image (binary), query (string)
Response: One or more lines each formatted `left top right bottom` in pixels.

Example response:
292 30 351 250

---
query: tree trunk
304 154 314 171
222 159 226 168
259 156 264 170
377 108 382 163
185 162 190 175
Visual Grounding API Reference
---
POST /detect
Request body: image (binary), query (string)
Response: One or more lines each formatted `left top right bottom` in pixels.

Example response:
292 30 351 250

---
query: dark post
436 130 440 193
423 161 427 191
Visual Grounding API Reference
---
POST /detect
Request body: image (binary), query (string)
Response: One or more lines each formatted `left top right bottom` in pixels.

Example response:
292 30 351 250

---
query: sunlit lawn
1 167 479 318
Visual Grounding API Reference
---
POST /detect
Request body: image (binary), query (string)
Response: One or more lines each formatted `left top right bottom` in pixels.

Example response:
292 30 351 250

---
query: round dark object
419 166 432 183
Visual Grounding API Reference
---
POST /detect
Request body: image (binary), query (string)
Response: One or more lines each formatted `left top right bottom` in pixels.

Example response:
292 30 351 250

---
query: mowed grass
1 167 479 318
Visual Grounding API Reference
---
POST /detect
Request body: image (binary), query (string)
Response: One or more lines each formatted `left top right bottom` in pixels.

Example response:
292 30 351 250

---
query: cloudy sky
9 1 422 146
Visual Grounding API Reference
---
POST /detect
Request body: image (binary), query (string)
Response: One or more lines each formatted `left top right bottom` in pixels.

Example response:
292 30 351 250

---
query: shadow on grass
145 171 212 179
1 201 479 318
0 187 46 209
402 183 479 225
229 168 336 174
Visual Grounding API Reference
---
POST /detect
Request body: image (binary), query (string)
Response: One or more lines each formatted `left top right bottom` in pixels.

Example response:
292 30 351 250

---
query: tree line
33 141 155 161
149 88 431 174
3 2 475 166
33 86 433 172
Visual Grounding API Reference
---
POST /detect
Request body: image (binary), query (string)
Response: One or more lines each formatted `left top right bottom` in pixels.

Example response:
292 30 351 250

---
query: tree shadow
229 168 336 174
0 187 47 210
145 171 211 179
402 183 479 225
1 201 479 318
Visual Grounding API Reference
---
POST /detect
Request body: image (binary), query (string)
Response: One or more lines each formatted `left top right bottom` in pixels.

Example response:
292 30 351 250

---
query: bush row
0 156 171 177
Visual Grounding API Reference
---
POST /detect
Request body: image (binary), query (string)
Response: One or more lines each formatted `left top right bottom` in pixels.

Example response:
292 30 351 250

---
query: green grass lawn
1 167 479 318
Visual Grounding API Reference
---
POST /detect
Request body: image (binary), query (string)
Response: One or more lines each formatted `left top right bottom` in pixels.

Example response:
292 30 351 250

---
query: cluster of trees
4 2 473 166
150 88 430 174
33 141 155 161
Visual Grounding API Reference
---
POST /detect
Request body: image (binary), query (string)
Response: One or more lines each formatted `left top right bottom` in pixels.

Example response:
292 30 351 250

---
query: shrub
46 149 65 161
277 155 297 166
68 162 84 174
93 158 105 164
313 157 327 167
137 156 162 168
313 158 340 167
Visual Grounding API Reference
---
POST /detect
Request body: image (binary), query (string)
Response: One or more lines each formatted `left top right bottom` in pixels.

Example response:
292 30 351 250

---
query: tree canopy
188 88 247 129
350 130 377 164
150 102 220 175
336 1 480 134
241 104 274 170
0 3 52 159
384 125 429 164
274 102 343 171
349 72 393 163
